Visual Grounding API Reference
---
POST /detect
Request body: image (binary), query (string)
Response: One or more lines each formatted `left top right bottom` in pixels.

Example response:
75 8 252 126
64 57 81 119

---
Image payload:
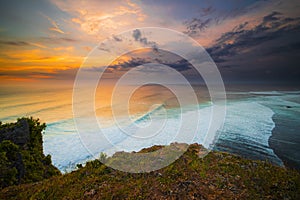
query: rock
84 189 96 196
235 175 241 181
208 184 216 190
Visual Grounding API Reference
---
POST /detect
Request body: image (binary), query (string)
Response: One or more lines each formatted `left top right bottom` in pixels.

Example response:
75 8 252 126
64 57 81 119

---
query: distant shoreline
270 113 300 171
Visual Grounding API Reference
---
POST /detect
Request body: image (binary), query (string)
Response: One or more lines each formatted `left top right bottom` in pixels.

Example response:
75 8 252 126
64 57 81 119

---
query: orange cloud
53 46 74 52
42 14 65 34
82 46 92 52
52 0 146 36
0 47 83 83
111 54 132 65
0 76 37 83
28 42 48 49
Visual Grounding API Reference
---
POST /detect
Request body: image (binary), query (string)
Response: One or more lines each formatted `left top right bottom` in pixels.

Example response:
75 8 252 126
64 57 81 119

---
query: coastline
269 112 300 171
266 92 300 171
225 89 300 171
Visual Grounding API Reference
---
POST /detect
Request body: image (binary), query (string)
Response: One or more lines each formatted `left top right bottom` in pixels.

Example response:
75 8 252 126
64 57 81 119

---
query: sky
0 0 300 87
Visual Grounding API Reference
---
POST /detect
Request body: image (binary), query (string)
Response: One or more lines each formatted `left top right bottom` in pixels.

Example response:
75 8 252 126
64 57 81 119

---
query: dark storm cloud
85 49 193 74
111 57 148 71
133 29 142 41
208 12 300 60
182 1 259 36
112 35 122 42
263 11 282 22
184 18 212 35
107 57 191 72
207 12 300 83
165 59 192 72
132 29 157 50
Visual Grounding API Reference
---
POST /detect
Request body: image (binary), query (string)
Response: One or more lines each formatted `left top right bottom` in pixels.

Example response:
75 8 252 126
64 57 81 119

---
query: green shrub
0 117 60 189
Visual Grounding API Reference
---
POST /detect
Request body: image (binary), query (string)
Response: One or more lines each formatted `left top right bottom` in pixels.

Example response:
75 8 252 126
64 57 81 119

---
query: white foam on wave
101 105 214 155
44 119 89 172
217 99 283 165
249 91 283 95
43 95 288 172
43 104 216 172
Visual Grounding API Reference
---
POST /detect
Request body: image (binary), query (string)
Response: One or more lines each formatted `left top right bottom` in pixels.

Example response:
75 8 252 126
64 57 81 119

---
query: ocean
0 85 299 172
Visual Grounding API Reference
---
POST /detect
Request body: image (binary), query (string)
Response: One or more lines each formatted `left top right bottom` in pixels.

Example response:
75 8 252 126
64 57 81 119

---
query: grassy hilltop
0 118 299 199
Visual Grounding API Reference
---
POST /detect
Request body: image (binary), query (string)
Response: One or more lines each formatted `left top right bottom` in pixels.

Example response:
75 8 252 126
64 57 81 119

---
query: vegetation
1 143 299 199
0 117 60 189
0 118 299 199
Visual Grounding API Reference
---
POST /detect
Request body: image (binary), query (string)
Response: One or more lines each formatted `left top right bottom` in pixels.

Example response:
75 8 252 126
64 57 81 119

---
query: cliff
1 142 299 199
0 117 60 188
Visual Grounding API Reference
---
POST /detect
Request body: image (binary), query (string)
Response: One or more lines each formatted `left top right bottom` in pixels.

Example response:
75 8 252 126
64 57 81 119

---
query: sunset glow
1 0 299 87
0 1 300 196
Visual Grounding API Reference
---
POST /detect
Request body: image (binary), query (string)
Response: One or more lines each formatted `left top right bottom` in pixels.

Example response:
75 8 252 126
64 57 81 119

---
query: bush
0 118 60 189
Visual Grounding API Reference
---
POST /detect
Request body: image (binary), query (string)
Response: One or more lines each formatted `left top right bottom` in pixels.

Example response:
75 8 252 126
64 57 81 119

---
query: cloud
51 0 146 35
0 40 47 48
0 40 30 46
132 29 142 41
0 47 83 77
184 18 212 35
182 2 259 37
180 0 297 48
112 35 122 42
42 14 65 34
0 37 76 52
207 11 300 82
59 37 77 42
82 47 205 84
87 48 193 75
97 42 111 52
263 11 282 23
208 12 300 61
39 36 78 44
132 29 157 50
0 67 78 81
111 57 191 72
